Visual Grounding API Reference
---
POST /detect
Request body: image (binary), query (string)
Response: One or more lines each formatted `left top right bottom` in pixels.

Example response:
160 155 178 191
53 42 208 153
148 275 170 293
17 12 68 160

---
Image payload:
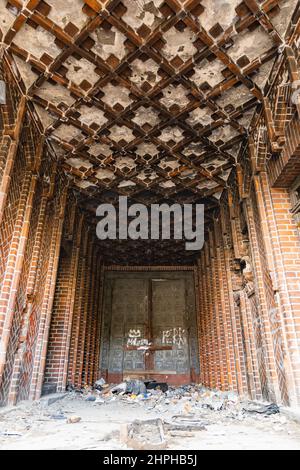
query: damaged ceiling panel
0 0 296 262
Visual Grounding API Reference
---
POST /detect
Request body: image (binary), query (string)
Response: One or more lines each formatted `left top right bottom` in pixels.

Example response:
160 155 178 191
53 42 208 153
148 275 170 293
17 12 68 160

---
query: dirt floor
1 387 300 450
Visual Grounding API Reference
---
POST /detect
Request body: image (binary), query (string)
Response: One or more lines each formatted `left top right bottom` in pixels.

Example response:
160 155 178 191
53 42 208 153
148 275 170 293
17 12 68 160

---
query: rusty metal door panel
108 278 148 373
151 279 190 374
101 271 199 382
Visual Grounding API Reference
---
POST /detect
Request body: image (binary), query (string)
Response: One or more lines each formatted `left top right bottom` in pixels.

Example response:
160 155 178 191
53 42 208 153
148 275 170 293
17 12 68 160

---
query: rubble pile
69 378 281 422
0 378 298 450
65 378 285 449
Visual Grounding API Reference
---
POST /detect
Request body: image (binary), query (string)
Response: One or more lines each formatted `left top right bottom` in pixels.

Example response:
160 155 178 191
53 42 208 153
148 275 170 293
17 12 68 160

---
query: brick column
82 246 96 386
56 213 84 392
238 289 263 400
93 263 104 383
76 236 93 388
215 224 235 391
68 230 89 387
29 186 68 400
0 96 26 226
255 172 300 405
0 169 38 394
245 191 285 403
7 187 49 404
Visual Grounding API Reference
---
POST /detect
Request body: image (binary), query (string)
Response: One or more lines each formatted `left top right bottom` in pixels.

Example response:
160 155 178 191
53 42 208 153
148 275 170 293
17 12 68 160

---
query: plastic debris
243 403 280 416
67 415 81 424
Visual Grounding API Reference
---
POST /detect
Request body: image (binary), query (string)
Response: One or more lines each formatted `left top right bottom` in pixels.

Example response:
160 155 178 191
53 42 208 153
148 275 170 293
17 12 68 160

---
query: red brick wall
1 36 300 408
43 215 104 394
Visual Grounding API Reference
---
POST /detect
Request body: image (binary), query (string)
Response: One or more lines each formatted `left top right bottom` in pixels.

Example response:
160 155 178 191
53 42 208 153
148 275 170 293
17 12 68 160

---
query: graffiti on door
162 327 186 346
127 328 149 347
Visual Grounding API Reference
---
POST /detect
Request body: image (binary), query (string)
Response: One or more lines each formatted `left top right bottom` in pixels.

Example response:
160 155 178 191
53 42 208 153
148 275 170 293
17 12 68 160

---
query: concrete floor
1 393 300 450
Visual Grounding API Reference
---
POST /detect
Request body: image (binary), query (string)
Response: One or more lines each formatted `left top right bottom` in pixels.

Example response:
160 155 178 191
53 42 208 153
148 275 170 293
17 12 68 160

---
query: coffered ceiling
0 0 297 263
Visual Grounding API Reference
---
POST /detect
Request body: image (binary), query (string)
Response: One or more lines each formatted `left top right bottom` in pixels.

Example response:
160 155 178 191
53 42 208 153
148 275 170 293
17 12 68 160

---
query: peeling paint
109 125 135 143
121 0 164 31
160 180 176 189
14 24 61 60
135 142 159 157
158 157 180 171
209 125 239 143
91 26 127 61
271 0 298 37
37 81 76 107
182 142 206 157
228 26 274 63
33 104 56 130
159 126 184 145
216 83 253 110
130 58 160 88
118 180 136 188
161 27 197 63
0 1 16 36
88 142 111 158
75 180 97 189
160 84 190 109
46 0 87 30
192 58 225 88
66 157 93 170
52 124 83 142
65 56 99 87
132 106 160 127
101 83 132 109
78 105 107 127
95 168 116 181
198 0 240 32
197 179 219 190
115 156 136 172
13 55 39 90
187 107 213 127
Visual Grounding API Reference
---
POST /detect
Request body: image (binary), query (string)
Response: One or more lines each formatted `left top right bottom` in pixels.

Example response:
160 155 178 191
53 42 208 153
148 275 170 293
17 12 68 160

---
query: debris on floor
120 418 167 450
1 383 300 450
67 415 81 424
243 403 280 416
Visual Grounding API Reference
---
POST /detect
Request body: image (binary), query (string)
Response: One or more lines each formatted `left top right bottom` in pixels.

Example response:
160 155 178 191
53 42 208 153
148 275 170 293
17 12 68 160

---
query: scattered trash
145 380 168 393
167 415 207 431
85 395 96 402
243 403 280 416
111 382 127 394
111 379 146 396
50 413 66 420
125 379 147 395
67 415 82 424
120 418 167 450
0 382 296 451
94 378 106 391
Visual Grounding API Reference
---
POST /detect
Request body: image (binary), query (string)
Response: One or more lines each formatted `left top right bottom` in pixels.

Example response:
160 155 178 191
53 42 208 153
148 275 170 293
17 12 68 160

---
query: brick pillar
238 289 263 400
245 190 285 403
0 96 26 225
29 186 68 400
76 236 93 388
68 229 89 387
215 223 235 391
84 247 100 386
55 213 84 392
93 263 104 383
254 172 300 405
89 252 101 384
210 229 225 390
196 215 247 393
0 169 38 394
7 187 49 404
198 252 208 386
220 204 248 395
